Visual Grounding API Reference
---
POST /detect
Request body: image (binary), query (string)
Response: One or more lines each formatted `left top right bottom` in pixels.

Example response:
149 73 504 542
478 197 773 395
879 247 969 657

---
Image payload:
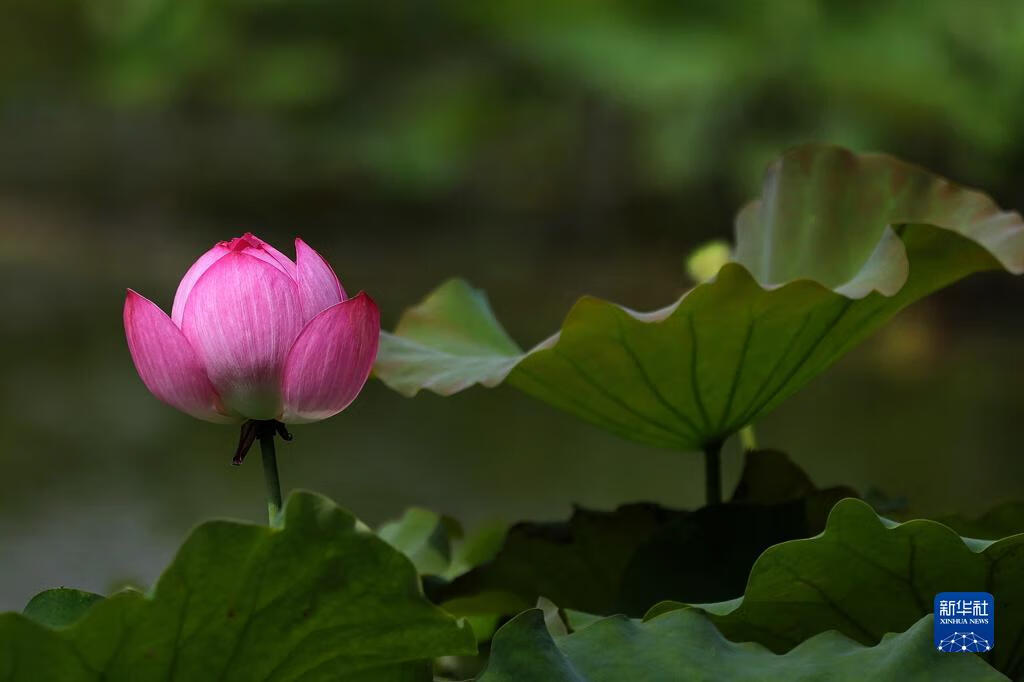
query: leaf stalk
704 440 724 505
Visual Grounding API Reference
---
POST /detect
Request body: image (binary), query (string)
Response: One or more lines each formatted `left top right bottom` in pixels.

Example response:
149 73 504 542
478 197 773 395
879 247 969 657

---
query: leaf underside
376 145 1024 451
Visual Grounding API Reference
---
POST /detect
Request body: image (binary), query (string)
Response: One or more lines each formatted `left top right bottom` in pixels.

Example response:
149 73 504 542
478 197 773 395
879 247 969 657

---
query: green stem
259 427 283 525
704 440 723 505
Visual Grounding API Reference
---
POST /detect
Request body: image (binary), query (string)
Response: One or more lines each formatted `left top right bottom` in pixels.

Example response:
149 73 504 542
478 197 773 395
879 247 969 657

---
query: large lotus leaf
433 450 852 619
375 145 1024 451
478 608 1004 682
645 498 1024 679
0 491 475 682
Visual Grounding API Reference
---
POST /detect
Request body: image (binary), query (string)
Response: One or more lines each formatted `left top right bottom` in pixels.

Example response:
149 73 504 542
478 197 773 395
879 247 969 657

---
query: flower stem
704 439 723 506
258 426 283 525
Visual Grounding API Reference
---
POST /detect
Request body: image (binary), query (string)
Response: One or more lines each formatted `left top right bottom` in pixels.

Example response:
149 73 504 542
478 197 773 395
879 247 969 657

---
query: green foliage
934 502 1024 540
9 456 1024 681
0 492 475 681
378 507 462 577
433 450 852 620
7 0 1024 674
376 145 1024 451
479 609 1004 681
378 507 508 583
22 589 104 629
377 507 509 644
647 499 1024 678
11 1 1024 203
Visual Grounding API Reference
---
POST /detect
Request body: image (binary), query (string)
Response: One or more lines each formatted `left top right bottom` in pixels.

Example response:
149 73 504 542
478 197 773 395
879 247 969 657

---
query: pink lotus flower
124 233 380 426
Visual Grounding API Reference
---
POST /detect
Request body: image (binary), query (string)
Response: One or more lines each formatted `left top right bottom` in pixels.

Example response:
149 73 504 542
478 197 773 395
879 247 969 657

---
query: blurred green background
3 0 1024 610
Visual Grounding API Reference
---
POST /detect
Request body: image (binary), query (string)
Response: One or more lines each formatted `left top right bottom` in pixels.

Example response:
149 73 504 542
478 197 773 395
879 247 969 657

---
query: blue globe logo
937 632 991 653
